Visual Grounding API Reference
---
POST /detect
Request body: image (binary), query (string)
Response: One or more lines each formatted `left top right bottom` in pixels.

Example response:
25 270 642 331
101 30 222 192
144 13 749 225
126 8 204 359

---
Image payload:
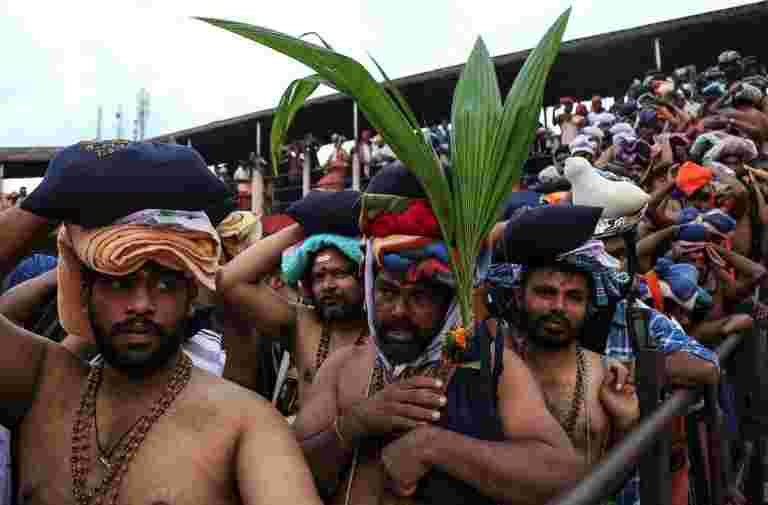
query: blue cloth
281 233 362 285
655 257 699 302
3 254 58 293
21 141 232 228
605 299 719 367
413 322 505 505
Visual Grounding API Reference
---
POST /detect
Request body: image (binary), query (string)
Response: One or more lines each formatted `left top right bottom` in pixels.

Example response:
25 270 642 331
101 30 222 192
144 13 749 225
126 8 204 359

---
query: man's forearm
0 208 55 279
297 424 355 497
424 427 584 505
665 351 719 386
218 224 304 291
0 269 57 325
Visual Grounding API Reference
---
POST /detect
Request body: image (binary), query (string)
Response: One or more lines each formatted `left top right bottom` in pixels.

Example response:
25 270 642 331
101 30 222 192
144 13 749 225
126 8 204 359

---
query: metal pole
353 102 359 141
654 38 662 72
0 164 4 198
302 146 311 197
251 167 264 217
352 152 360 191
256 121 262 158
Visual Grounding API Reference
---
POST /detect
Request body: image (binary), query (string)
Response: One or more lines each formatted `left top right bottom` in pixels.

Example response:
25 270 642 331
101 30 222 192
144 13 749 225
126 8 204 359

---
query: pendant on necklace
98 455 112 471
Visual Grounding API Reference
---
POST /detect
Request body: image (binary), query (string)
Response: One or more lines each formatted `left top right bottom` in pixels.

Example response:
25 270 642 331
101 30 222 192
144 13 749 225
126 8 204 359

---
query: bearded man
292 164 584 505
0 141 321 505
218 189 368 406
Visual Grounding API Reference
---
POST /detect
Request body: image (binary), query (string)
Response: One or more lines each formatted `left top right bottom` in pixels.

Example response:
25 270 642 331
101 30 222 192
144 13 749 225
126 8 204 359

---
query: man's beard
375 320 435 365
89 304 187 378
317 298 363 322
524 310 580 350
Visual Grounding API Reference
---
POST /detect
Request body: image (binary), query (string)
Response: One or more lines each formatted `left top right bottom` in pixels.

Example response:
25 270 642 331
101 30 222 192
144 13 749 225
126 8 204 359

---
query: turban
641 257 712 312
281 233 363 285
676 162 713 197
58 209 222 340
734 83 764 106
703 135 758 164
569 135 597 157
216 211 262 261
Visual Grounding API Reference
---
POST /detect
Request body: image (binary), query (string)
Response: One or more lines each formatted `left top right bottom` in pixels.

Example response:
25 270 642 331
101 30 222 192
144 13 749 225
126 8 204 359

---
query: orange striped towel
58 209 221 340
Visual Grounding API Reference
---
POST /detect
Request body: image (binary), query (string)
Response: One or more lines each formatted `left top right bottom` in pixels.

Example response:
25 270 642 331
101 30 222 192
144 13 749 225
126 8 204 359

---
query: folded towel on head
216 211 262 261
58 209 222 340
676 162 713 197
281 233 363 285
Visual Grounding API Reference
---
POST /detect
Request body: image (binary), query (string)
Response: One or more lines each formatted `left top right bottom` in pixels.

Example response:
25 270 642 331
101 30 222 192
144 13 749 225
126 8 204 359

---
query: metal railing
548 330 758 505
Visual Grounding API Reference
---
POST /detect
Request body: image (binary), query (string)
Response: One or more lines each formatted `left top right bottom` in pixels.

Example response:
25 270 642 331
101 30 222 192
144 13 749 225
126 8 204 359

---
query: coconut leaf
195 17 452 231
270 75 322 175
196 11 570 327
299 32 334 50
368 53 420 130
447 9 570 324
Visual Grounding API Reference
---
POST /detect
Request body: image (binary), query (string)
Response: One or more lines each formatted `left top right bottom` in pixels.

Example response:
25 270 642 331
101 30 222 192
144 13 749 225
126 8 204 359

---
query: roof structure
3 1 767 178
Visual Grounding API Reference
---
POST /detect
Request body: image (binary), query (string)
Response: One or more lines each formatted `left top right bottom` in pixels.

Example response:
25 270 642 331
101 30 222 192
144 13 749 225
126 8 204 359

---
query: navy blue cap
22 141 232 228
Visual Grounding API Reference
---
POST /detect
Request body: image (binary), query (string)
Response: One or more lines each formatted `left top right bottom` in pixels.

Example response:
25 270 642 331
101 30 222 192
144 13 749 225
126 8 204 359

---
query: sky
0 0 757 193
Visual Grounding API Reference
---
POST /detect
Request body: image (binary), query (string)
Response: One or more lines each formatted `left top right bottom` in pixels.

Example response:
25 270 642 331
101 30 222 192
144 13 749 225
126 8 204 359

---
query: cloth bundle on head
613 135 650 167
668 240 727 292
675 161 713 197
281 233 363 285
58 209 222 340
21 141 232 229
556 240 630 308
560 96 577 106
677 208 737 242
360 162 463 382
216 211 262 261
581 126 605 141
641 257 712 312
609 123 636 140
734 83 764 106
569 135 597 157
564 157 650 219
3 254 58 292
592 112 617 130
703 135 758 165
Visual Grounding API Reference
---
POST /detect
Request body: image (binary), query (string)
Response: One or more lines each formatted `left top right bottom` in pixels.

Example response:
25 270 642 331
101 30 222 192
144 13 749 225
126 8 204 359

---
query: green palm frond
270 75 322 175
196 11 570 326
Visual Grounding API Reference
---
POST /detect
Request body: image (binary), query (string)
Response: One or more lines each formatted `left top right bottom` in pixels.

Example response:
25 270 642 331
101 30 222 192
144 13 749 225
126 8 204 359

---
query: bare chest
295 316 366 386
537 365 611 464
16 388 239 505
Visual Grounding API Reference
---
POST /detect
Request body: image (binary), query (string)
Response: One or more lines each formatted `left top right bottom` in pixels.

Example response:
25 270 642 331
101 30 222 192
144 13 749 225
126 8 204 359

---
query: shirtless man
219 195 367 405
515 263 639 464
291 177 585 504
2 141 321 505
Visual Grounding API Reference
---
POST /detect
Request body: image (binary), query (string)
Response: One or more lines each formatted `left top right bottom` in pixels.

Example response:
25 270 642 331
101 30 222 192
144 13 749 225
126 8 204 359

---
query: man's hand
342 376 445 442
722 313 753 335
599 359 639 432
381 425 436 497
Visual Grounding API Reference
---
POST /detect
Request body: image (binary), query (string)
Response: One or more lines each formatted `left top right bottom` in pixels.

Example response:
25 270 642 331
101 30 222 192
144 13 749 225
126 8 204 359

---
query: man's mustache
538 312 571 329
110 318 163 337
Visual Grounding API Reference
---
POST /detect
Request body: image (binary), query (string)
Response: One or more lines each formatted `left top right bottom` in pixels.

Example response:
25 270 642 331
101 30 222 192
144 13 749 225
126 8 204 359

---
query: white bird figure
564 156 650 219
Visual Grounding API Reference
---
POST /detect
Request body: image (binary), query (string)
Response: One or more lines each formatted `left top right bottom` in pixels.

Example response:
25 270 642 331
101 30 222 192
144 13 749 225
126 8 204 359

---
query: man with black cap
0 141 322 505
486 205 640 467
292 163 584 505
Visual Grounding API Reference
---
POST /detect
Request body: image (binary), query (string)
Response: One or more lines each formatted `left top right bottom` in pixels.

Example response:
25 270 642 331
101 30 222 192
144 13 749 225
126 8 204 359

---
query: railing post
624 228 672 505
705 383 725 504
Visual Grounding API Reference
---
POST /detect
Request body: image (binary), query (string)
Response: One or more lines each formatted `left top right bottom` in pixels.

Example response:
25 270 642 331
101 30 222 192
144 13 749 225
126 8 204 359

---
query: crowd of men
0 47 766 505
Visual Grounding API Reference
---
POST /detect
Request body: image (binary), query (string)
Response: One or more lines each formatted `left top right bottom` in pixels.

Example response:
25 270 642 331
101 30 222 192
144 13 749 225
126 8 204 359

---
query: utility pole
96 106 103 140
116 105 124 140
136 88 150 141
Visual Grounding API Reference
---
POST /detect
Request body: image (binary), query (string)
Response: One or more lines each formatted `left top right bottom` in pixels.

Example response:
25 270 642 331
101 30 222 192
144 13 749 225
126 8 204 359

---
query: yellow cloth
216 211 262 261
58 220 221 340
